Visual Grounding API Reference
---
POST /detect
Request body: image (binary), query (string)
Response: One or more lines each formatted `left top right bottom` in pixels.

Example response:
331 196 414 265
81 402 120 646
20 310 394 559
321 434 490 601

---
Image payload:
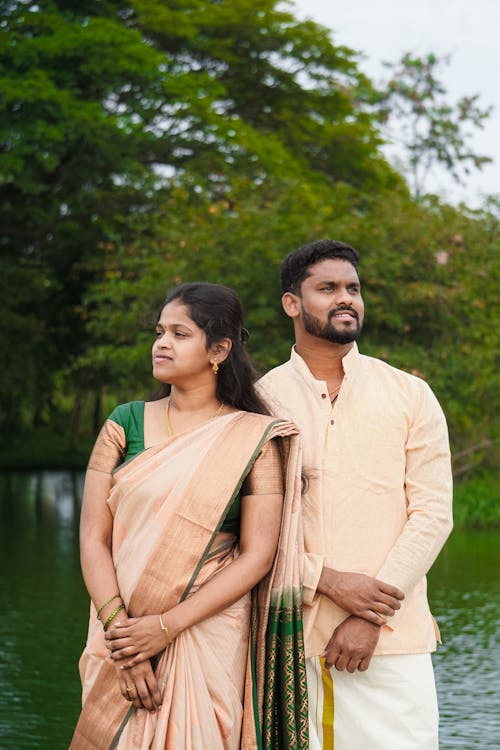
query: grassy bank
1 433 498 530
452 473 500 530
0 432 93 471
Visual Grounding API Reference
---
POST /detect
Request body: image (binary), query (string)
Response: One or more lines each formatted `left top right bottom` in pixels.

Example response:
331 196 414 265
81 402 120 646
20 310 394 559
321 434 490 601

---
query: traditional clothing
258 344 453 749
71 408 308 750
306 654 439 750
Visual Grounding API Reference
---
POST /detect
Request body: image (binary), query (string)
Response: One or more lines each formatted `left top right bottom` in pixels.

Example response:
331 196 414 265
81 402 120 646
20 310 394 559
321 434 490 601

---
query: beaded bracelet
103 603 125 631
96 594 120 620
159 613 172 644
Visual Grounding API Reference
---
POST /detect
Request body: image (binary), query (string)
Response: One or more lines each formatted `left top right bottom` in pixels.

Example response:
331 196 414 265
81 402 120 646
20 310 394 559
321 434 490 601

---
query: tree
376 53 492 198
1 0 398 433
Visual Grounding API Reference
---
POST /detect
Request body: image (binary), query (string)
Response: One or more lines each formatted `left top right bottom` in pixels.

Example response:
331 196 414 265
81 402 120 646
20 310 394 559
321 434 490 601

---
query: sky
290 0 499 207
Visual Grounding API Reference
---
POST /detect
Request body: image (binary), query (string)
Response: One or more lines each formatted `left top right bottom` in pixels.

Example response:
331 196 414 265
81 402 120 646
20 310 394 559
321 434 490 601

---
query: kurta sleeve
376 381 453 628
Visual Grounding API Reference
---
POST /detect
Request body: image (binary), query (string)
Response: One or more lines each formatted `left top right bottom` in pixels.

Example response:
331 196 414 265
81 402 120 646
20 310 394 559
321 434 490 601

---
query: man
258 239 453 750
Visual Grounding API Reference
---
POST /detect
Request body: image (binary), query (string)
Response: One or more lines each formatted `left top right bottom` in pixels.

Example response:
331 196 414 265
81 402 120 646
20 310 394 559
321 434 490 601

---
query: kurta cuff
303 553 324 606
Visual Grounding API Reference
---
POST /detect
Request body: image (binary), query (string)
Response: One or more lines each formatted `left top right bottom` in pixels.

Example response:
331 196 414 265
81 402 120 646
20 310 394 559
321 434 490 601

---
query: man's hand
322 615 381 672
317 568 404 625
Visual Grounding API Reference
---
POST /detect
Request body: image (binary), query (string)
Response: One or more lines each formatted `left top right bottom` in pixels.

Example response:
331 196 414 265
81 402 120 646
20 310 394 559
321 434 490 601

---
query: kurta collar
290 342 360 385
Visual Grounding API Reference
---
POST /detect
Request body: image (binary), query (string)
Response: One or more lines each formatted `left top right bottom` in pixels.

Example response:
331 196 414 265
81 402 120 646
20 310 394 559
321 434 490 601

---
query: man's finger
377 581 404 599
373 602 398 617
358 654 373 672
323 644 339 670
333 651 349 671
362 608 387 626
346 656 361 673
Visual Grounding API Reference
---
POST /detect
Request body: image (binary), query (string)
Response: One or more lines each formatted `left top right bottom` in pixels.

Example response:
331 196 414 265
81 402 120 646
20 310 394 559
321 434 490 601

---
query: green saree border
179 419 282 603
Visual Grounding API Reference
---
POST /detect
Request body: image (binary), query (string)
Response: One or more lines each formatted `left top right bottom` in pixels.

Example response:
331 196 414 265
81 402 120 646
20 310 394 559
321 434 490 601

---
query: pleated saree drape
70 411 308 750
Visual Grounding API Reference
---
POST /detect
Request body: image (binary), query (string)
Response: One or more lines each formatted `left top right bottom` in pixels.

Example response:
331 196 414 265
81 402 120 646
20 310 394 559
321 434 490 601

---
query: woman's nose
156 332 171 349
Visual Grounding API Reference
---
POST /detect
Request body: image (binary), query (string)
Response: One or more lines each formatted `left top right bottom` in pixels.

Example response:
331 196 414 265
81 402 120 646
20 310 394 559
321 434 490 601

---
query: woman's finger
122 681 142 708
120 652 149 669
109 645 139 661
145 671 162 709
134 677 155 712
108 637 133 652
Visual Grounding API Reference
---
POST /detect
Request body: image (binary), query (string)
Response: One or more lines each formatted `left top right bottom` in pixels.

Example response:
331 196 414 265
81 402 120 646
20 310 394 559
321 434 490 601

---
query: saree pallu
71 411 308 750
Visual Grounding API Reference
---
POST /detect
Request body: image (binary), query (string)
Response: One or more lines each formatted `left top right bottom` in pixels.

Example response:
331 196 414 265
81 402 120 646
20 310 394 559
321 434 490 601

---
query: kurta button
321 393 327 398
330 419 334 425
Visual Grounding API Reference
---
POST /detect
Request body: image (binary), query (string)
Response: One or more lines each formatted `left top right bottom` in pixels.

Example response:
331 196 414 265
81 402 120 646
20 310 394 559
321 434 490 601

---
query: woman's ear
209 338 233 364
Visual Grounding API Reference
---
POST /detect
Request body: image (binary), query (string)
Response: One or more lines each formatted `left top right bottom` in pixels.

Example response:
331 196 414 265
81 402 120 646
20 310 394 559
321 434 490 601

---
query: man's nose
334 287 352 306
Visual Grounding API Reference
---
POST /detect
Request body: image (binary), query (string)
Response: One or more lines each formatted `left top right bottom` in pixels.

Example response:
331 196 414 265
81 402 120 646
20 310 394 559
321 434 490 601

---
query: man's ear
282 292 301 319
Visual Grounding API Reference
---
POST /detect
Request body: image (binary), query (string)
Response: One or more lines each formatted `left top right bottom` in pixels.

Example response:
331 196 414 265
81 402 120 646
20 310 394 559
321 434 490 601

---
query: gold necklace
165 397 224 437
328 382 342 402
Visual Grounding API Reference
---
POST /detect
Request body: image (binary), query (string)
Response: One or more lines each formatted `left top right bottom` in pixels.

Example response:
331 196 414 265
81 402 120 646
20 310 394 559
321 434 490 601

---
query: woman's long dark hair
155 282 270 415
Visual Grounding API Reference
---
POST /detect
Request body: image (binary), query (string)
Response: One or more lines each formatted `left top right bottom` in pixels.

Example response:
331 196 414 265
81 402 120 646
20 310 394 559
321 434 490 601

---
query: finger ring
126 687 135 693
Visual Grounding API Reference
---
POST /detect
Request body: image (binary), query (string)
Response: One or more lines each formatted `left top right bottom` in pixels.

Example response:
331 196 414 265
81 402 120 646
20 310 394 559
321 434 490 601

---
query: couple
71 239 453 750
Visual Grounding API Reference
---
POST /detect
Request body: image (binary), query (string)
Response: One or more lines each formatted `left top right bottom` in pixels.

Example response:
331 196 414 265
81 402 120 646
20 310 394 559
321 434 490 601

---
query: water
0 471 498 749
428 532 500 748
0 472 87 749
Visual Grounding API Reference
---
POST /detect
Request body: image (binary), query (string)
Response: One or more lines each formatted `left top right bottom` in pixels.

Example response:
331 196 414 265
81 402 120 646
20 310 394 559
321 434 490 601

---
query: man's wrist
317 566 337 598
349 614 382 630
317 566 339 603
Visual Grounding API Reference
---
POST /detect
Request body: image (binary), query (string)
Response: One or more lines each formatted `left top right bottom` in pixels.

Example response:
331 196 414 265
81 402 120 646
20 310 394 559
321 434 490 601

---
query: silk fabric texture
70 411 308 749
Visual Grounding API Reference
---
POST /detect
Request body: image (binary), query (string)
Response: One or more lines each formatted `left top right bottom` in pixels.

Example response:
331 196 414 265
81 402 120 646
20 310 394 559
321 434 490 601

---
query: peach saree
71 411 308 749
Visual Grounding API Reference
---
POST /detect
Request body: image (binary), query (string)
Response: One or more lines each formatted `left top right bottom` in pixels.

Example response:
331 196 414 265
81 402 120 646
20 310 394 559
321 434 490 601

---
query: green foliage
377 53 492 197
453 473 500 530
1 0 396 432
0 1 497 485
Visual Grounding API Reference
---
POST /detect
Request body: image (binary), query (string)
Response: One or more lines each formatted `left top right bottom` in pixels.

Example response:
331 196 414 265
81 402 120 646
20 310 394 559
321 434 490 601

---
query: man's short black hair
280 239 360 294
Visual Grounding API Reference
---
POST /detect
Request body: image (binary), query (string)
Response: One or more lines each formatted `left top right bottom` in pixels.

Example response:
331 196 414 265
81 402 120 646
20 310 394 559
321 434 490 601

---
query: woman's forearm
106 491 284 667
80 538 127 627
79 468 126 627
164 548 272 639
164 490 283 637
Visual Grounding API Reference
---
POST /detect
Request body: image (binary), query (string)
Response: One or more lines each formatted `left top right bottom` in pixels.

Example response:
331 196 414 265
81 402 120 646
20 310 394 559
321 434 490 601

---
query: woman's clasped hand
105 613 172 669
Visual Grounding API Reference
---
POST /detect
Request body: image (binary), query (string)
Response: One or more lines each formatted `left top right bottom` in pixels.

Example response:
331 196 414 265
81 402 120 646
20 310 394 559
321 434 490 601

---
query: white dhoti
306 653 439 750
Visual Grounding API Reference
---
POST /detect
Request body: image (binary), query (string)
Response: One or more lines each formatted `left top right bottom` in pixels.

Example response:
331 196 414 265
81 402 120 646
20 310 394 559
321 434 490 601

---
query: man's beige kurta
258 344 453 659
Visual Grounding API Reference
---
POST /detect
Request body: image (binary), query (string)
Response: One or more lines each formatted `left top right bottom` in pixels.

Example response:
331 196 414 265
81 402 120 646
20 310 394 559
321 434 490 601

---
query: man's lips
329 308 358 322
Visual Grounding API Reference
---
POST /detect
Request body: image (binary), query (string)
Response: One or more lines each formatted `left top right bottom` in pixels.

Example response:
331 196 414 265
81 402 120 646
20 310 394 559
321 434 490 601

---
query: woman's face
152 300 213 385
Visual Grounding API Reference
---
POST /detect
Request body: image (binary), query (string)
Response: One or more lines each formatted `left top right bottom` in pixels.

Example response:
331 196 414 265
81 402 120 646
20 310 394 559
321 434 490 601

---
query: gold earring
211 360 219 374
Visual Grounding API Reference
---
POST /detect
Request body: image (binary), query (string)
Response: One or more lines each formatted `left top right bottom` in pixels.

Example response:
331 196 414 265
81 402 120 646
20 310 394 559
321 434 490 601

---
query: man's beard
302 306 362 344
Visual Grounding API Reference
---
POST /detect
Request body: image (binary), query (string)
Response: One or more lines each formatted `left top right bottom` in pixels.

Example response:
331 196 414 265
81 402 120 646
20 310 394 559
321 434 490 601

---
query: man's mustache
328 306 359 322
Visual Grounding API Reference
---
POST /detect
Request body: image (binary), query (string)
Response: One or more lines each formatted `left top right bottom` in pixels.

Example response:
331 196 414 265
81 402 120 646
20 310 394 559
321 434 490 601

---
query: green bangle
103 603 125 631
96 594 120 620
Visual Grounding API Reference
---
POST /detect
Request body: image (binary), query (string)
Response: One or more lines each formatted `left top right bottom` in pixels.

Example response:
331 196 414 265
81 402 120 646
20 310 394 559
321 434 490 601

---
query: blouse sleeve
87 418 126 473
241 438 284 496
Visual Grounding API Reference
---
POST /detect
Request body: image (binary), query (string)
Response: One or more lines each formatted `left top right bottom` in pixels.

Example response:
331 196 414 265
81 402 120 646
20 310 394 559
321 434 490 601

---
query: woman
70 283 308 749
